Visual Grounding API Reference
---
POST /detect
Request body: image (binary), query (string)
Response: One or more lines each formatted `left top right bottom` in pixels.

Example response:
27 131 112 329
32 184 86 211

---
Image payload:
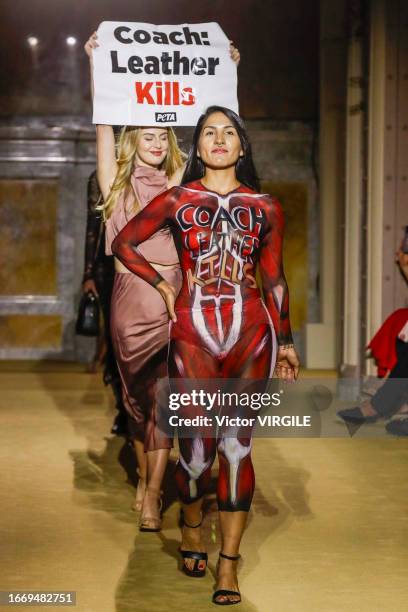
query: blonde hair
99 126 185 220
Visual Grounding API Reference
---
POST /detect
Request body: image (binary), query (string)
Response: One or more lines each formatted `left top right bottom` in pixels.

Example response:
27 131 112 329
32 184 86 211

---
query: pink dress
106 165 182 450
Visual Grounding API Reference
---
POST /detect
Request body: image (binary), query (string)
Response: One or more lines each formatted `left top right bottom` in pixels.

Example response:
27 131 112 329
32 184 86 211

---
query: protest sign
92 21 238 126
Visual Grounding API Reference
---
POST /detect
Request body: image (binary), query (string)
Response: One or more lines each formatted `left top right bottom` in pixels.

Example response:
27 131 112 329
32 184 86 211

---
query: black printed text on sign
92 22 238 127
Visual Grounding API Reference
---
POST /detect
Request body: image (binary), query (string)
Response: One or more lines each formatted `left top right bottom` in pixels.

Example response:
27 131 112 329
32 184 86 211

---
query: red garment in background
368 308 408 377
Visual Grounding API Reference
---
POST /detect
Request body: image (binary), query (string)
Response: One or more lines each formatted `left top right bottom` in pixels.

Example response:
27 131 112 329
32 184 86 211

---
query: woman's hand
82 278 98 297
229 41 241 66
84 31 99 59
275 345 300 382
156 280 177 323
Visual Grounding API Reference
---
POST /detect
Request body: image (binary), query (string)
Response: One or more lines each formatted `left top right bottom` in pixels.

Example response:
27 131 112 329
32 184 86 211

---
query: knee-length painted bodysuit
112 180 293 511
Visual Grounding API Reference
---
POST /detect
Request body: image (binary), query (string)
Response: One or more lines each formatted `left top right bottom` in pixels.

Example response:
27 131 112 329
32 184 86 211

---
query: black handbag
75 291 100 337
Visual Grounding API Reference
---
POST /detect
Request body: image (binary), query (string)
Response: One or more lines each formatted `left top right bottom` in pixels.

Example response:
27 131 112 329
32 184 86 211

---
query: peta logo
155 112 177 123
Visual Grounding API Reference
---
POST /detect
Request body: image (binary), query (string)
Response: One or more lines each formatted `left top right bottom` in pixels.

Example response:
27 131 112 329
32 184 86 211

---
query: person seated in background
82 170 128 436
367 307 408 379
338 247 408 435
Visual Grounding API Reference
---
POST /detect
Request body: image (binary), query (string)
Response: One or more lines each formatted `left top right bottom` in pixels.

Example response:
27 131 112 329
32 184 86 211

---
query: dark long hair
181 106 260 191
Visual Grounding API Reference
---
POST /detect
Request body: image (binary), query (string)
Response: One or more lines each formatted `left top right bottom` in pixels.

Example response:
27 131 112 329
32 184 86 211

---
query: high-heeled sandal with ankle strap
179 518 208 578
131 469 146 512
139 486 162 532
212 552 241 606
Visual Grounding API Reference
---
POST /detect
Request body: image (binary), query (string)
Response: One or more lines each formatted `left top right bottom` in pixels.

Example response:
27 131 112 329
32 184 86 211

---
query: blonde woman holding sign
85 31 240 532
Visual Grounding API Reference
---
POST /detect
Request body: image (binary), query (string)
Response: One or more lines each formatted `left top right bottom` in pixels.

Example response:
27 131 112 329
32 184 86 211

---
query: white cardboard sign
92 21 238 126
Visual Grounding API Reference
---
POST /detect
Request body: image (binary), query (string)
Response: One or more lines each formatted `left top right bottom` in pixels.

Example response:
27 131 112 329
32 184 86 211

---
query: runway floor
0 362 407 612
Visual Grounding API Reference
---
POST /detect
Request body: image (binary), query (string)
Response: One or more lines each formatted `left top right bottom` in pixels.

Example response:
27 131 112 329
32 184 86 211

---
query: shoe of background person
132 469 146 512
385 418 408 436
337 406 379 424
111 411 128 436
139 487 163 532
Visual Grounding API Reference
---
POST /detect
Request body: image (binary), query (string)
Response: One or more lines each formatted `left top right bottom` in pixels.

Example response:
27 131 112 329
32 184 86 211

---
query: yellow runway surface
0 363 407 612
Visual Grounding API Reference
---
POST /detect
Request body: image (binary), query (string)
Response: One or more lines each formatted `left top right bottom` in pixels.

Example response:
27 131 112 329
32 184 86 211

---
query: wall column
366 0 387 368
304 0 347 368
341 1 364 377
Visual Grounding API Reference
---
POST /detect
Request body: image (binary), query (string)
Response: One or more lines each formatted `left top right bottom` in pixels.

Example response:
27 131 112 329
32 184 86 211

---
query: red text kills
135 82 195 106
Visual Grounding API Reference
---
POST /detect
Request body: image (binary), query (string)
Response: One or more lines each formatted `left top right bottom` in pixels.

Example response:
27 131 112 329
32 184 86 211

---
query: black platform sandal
212 552 241 606
179 519 208 578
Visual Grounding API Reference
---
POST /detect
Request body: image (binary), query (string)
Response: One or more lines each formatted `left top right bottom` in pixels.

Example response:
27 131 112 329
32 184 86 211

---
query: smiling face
197 111 243 170
135 128 169 167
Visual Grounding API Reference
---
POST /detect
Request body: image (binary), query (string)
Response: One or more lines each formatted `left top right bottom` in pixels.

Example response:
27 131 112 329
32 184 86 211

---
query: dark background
0 0 319 121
